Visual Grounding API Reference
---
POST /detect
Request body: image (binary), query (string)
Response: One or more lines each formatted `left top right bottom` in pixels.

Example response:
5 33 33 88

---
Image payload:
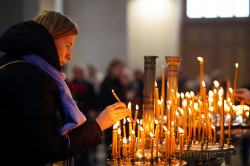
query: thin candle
212 126 216 143
163 126 168 157
123 118 126 138
112 89 121 102
141 127 145 157
160 101 164 140
179 127 184 157
228 115 231 141
155 120 159 157
233 63 239 105
137 119 140 149
155 83 159 121
133 105 139 131
197 57 204 96
118 128 121 158
150 132 154 159
123 137 127 158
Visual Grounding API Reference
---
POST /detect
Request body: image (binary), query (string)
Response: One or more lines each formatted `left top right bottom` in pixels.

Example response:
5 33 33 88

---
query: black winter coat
0 21 102 165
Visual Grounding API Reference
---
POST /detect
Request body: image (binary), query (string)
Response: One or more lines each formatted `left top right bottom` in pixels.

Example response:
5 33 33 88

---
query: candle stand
106 56 249 166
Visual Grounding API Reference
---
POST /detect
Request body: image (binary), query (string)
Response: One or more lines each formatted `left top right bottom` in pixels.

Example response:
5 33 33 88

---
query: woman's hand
235 88 250 105
95 102 131 131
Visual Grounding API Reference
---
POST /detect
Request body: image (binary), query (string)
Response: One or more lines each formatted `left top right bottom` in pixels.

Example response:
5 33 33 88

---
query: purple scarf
22 54 86 136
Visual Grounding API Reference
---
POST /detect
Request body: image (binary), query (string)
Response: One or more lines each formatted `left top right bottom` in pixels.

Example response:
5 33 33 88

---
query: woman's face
54 35 76 66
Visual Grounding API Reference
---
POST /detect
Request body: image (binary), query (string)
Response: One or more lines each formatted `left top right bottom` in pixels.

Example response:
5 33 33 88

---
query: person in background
67 64 97 120
133 69 144 118
0 11 130 165
66 64 97 166
99 59 126 147
85 63 104 95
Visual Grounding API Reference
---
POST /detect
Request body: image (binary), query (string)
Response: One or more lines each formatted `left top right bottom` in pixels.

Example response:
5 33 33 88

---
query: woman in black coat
0 11 130 165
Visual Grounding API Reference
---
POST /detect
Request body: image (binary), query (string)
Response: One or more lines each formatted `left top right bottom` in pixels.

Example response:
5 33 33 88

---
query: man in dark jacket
0 11 130 165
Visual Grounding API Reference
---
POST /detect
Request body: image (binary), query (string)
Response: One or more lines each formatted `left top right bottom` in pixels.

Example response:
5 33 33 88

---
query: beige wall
127 0 182 78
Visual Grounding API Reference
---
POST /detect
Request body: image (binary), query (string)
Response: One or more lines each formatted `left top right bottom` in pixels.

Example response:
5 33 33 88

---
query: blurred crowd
63 59 250 166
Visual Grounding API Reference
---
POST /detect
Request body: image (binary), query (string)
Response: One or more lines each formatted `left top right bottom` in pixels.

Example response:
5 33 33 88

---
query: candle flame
172 121 174 127
123 118 126 124
185 92 190 98
176 111 179 117
158 100 162 105
178 127 184 134
155 120 158 125
112 89 115 93
123 137 127 144
118 128 121 135
163 126 167 131
137 119 140 124
177 93 180 98
129 136 131 142
140 119 143 125
202 81 206 88
155 82 157 87
181 93 184 98
235 63 238 68
197 57 203 62
189 107 191 114
211 126 215 130
194 103 198 110
136 104 139 110
209 106 214 111
168 100 172 105
162 65 165 68
127 117 131 123
132 130 135 135
202 114 204 119
246 112 249 117
218 101 222 107
208 113 211 117
140 126 144 131
228 114 231 119
208 97 213 103
209 91 214 97
213 80 219 88
213 89 217 93
229 88 233 93
183 99 187 107
190 91 194 97
178 107 184 114
127 102 131 109
113 125 117 130
149 132 154 137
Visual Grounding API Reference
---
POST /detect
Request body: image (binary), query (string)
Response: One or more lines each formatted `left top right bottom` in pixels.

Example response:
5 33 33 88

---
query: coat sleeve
18 72 102 163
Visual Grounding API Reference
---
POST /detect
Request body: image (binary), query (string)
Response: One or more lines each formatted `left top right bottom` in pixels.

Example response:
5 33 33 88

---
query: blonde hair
34 11 79 39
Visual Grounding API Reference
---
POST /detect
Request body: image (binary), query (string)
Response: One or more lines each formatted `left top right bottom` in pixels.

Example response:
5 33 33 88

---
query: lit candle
131 130 135 158
198 100 202 141
123 118 126 138
150 132 154 159
141 127 145 157
118 128 121 158
228 115 231 141
202 81 208 138
179 127 184 157
127 102 135 124
188 108 192 141
197 57 204 96
123 137 127 158
163 126 168 157
112 89 121 102
137 119 140 149
193 103 198 142
133 105 139 131
112 124 117 157
155 82 159 121
127 117 132 139
233 63 239 105
170 121 174 155
155 120 159 157
160 101 164 140
202 114 205 140
176 111 180 139
182 100 187 137
212 126 216 143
